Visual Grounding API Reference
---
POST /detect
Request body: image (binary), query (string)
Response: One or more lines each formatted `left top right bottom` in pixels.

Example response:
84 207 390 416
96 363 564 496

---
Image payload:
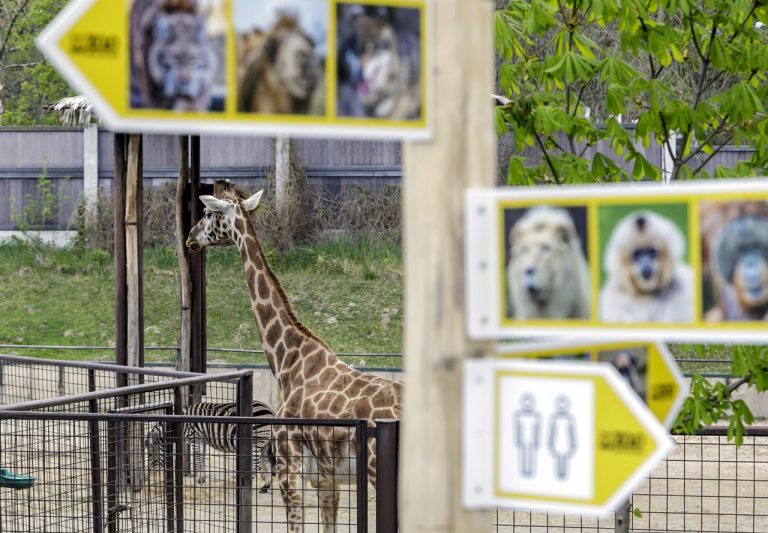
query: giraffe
186 180 402 532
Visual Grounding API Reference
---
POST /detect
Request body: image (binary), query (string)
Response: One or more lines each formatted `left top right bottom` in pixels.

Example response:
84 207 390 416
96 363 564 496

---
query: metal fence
0 354 398 532
495 426 768 533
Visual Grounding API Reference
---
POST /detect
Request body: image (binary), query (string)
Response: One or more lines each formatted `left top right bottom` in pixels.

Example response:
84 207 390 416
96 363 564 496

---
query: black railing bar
0 410 370 428
0 370 252 411
1 344 741 362
0 353 204 377
0 344 404 358
111 400 175 414
677 358 731 363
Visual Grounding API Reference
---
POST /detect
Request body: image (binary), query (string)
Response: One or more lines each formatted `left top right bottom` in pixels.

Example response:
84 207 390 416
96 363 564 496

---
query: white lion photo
505 206 590 320
600 210 694 323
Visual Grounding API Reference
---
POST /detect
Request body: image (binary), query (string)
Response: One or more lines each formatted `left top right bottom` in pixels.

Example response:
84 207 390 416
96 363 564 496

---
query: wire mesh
495 428 768 532
0 412 371 532
0 355 377 532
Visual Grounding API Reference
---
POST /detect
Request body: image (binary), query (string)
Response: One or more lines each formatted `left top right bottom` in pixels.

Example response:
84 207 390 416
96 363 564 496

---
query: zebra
144 400 275 491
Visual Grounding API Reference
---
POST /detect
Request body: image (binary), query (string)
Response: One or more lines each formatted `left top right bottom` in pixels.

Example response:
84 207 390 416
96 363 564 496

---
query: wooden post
400 0 495 531
189 135 207 377
113 133 127 376
125 133 144 372
176 136 192 374
124 133 145 491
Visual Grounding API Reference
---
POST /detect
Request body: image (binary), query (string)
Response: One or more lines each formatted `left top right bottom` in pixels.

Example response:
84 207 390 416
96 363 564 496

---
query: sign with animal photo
464 180 768 342
37 0 431 139
496 339 686 429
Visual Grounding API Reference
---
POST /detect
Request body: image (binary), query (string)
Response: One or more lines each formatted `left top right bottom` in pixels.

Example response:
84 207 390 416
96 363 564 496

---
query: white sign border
465 179 768 343
462 359 675 516
36 0 435 140
495 338 686 429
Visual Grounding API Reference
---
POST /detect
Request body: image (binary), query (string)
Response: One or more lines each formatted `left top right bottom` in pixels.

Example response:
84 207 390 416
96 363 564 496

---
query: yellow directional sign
497 340 686 428
463 359 674 516
37 0 430 139
465 180 768 343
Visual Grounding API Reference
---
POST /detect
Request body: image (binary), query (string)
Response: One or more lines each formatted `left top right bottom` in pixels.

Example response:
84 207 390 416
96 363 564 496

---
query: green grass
0 237 404 367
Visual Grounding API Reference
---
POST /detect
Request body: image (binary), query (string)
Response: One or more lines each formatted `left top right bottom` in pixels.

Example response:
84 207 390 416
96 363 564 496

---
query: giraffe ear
243 190 264 212
200 195 231 213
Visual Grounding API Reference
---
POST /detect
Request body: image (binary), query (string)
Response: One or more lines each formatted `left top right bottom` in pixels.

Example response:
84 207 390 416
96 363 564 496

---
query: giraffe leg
274 429 305 532
316 479 340 533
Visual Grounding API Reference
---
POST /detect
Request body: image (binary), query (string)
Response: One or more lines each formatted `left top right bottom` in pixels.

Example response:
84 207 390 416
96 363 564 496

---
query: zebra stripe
144 400 275 491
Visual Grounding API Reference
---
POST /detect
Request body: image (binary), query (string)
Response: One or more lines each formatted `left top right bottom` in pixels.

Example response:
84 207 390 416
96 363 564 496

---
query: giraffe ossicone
186 180 402 533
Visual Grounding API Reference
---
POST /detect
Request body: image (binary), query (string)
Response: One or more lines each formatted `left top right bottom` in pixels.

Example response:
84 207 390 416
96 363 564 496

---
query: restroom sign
462 359 673 515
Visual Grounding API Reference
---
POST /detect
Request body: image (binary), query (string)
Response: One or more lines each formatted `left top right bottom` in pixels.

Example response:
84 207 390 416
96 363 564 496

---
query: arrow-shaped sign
497 339 686 428
37 0 431 139
463 359 674 516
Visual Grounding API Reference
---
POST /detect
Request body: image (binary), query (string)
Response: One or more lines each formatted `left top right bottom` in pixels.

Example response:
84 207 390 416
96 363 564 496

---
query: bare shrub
76 182 178 250
314 184 401 244
77 179 401 251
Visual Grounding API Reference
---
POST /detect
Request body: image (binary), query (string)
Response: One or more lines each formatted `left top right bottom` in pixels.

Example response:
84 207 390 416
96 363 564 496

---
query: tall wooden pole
176 136 192 374
125 133 144 373
189 135 206 377
113 133 127 378
400 0 495 531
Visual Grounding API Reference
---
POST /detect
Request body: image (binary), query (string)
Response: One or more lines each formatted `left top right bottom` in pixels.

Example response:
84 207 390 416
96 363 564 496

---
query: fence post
236 372 254 533
106 419 119 533
88 369 104 533
375 419 399 533
356 420 369 533
615 500 631 533
173 387 185 533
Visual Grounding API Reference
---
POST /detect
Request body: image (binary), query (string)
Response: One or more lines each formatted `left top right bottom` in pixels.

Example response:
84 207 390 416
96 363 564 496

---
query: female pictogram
547 395 577 480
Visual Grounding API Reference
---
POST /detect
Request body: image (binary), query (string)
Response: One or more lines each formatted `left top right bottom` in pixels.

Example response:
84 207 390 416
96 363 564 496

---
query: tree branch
691 132 734 175
0 0 32 60
533 131 561 183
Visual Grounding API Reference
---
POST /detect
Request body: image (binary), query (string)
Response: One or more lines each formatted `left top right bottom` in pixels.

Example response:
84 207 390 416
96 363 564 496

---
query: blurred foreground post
400 0 496 531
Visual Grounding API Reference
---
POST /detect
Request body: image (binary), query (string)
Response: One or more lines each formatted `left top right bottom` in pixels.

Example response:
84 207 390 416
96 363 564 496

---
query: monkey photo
599 208 694 323
234 0 326 115
700 200 768 322
598 348 647 402
336 4 421 120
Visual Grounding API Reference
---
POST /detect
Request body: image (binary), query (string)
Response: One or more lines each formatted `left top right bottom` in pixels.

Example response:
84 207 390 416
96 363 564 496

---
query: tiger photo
337 4 422 120
129 0 226 112
234 0 326 115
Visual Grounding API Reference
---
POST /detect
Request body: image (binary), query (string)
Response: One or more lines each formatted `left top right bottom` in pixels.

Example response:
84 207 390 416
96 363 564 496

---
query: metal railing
496 426 768 532
0 354 399 532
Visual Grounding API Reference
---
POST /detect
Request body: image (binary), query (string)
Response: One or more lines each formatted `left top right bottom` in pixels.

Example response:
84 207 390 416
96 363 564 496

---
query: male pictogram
513 393 541 477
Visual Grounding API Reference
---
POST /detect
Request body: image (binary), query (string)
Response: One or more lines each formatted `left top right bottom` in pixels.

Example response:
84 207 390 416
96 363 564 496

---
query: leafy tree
1 0 71 125
495 0 768 443
495 0 768 184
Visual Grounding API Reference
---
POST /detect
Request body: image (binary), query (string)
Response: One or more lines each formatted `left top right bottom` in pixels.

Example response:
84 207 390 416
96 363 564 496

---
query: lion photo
234 0 326 115
700 200 768 322
129 0 227 112
599 207 694 323
336 3 422 120
504 206 590 321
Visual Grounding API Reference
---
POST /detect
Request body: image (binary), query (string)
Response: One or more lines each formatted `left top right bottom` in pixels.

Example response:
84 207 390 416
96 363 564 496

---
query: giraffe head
186 186 263 252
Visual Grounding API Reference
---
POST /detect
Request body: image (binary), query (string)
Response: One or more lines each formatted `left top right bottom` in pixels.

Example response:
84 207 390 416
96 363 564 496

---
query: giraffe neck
231 209 331 386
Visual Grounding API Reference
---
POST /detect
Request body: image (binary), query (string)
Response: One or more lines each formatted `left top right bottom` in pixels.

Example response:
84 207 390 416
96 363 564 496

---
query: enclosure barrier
496 426 768 533
0 355 398 532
